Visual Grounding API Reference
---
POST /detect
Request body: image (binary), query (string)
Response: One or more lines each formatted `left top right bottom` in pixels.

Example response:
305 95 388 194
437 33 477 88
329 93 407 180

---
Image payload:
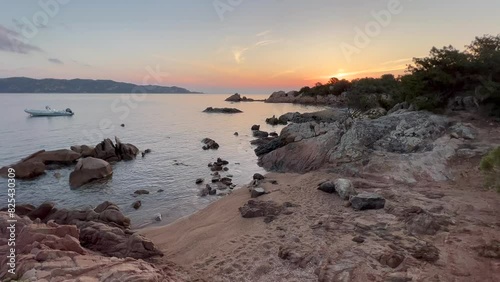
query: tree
328 77 340 85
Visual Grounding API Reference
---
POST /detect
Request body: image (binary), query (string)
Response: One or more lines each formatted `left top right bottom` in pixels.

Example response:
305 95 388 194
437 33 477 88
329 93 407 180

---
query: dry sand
143 163 500 281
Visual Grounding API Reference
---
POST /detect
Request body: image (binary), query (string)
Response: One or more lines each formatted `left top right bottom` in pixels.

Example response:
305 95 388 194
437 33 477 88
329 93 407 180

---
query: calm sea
0 94 324 228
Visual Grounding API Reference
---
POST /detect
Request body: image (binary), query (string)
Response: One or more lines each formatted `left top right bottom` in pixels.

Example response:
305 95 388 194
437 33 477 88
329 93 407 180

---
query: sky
0 0 499 94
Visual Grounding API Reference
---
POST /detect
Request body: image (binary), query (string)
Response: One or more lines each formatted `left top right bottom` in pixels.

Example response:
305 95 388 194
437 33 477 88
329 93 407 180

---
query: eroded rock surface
0 212 180 282
257 110 484 183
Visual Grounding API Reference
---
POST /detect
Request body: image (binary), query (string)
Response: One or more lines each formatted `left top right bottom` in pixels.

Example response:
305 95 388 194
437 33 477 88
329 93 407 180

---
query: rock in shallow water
253 130 269 138
202 138 219 150
132 200 142 210
203 107 242 113
350 192 386 210
69 157 113 188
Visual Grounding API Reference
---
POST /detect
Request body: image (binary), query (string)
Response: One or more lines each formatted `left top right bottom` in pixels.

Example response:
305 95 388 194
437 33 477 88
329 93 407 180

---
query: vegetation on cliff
296 35 500 115
480 146 500 192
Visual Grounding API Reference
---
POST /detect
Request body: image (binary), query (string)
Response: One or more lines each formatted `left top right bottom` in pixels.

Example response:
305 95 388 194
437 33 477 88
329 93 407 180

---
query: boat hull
25 109 74 117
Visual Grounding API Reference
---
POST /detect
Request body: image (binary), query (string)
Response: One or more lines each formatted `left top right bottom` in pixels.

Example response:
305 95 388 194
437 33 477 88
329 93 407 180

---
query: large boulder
69 157 113 188
0 159 46 179
0 149 81 179
35 149 81 165
265 91 300 103
225 93 242 101
115 137 139 160
92 138 119 162
71 145 94 157
258 122 343 172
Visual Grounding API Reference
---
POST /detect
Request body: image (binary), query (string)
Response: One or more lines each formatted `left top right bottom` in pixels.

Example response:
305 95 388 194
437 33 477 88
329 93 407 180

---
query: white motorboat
25 106 74 117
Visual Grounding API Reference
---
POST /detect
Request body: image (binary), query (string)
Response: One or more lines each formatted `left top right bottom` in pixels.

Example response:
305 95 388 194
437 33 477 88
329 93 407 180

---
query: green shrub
480 146 500 192
347 75 401 111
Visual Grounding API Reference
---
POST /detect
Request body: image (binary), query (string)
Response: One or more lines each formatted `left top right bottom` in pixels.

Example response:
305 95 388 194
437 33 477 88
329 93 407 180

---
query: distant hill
0 77 202 94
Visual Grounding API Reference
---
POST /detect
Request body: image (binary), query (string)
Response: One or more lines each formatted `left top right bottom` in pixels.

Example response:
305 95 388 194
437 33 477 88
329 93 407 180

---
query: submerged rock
266 115 287 126
253 130 269 138
203 107 242 114
132 200 142 210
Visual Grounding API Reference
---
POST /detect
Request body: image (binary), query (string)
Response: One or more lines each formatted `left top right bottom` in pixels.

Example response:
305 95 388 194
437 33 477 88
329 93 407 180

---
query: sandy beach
143 165 500 281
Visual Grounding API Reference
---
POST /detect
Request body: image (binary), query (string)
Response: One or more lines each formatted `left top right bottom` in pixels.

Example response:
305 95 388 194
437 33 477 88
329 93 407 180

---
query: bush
347 75 401 111
480 146 500 192
401 34 500 115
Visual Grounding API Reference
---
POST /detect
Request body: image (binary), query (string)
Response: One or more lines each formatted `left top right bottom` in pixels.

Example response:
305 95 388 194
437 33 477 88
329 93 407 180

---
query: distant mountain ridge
0 77 201 94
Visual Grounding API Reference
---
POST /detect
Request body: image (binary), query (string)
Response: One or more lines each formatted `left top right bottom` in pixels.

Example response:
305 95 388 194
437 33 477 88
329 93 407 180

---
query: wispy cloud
72 60 92 67
380 57 414 65
0 24 42 54
271 68 300 78
231 39 279 64
232 47 250 64
48 58 63 64
313 65 408 81
256 30 272 37
254 40 275 47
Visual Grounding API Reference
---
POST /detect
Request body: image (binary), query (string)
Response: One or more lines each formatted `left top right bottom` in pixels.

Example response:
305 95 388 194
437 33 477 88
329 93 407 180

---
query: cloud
48 58 63 64
256 30 272 37
232 47 250 64
314 65 408 81
380 57 414 65
232 39 279 64
0 24 42 54
72 60 92 67
254 40 275 47
271 68 300 78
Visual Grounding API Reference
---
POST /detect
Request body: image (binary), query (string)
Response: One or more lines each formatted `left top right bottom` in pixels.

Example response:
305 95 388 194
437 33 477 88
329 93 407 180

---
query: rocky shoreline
141 103 499 281
1 99 500 281
265 90 346 106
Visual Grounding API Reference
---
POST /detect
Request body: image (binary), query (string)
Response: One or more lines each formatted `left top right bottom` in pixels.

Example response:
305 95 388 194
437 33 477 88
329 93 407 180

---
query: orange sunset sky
1 0 499 93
